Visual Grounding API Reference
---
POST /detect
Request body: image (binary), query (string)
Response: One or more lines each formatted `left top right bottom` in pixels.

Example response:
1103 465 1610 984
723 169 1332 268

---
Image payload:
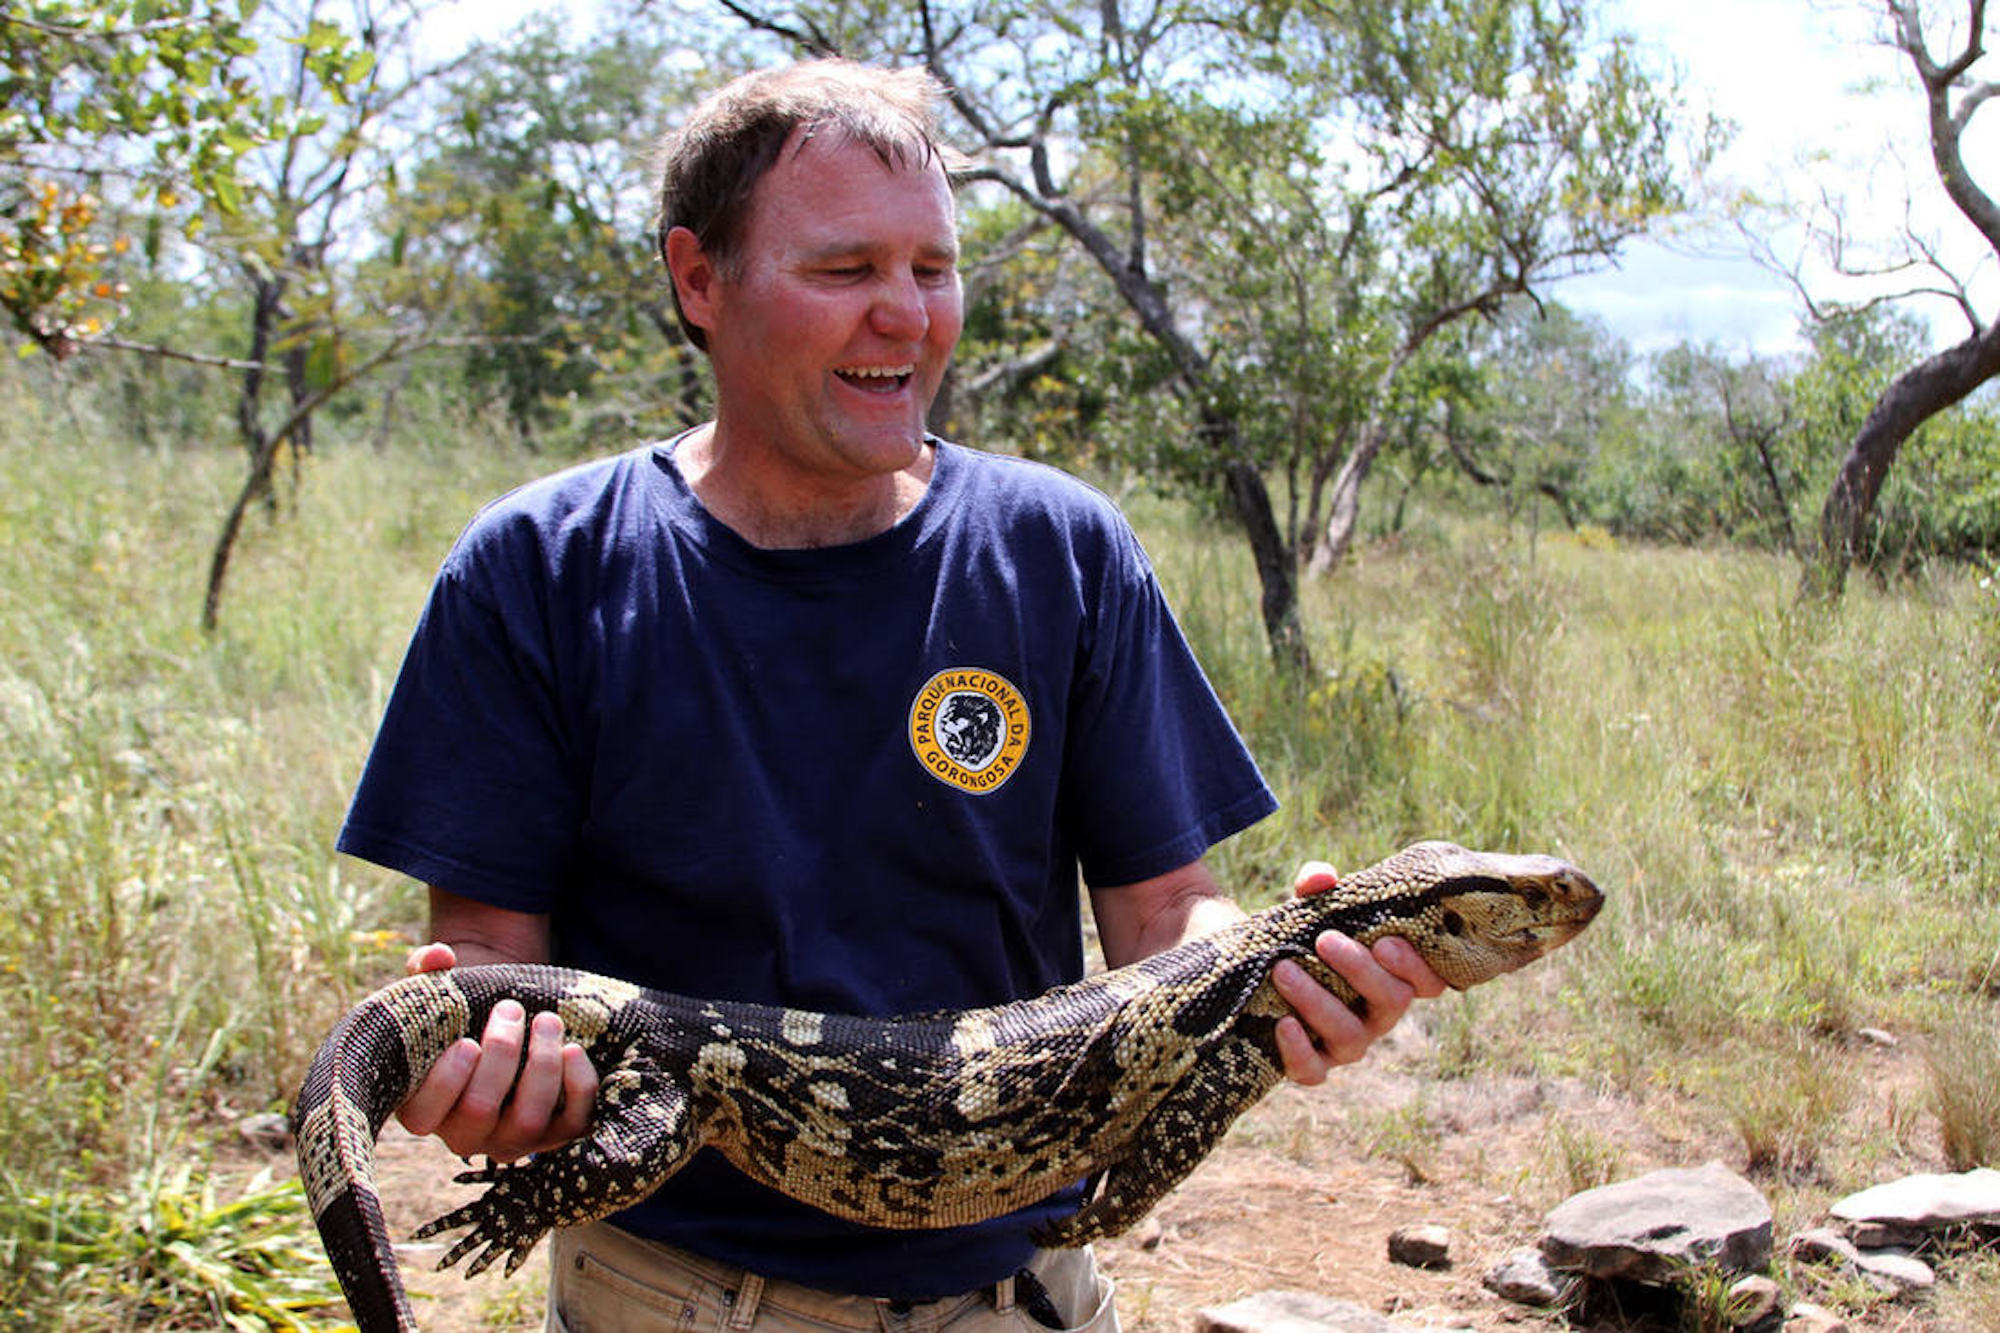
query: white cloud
1562 0 1995 357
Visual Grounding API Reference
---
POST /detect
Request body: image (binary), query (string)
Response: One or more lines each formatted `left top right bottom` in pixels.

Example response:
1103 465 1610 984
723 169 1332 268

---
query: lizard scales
293 841 1603 1332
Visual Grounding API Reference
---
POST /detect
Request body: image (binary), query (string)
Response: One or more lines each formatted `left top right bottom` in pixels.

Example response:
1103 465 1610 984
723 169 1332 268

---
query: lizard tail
294 974 470 1332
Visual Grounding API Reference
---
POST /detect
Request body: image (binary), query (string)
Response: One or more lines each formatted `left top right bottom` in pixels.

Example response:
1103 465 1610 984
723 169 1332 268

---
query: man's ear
663 226 721 336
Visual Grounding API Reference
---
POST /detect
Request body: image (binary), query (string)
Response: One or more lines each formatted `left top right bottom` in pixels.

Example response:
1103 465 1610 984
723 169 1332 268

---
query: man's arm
394 886 599 1161
1087 858 1447 1087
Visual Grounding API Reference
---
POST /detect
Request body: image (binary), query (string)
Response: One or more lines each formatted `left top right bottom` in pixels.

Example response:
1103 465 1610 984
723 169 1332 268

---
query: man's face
692 132 963 487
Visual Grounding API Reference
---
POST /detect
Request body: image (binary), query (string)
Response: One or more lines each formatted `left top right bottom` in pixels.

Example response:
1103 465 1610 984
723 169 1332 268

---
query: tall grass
0 362 548 1326
1138 497 2000 1151
2 357 1996 1323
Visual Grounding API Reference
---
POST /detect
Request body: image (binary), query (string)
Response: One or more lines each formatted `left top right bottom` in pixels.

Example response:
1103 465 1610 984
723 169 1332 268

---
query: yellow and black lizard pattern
292 841 1603 1332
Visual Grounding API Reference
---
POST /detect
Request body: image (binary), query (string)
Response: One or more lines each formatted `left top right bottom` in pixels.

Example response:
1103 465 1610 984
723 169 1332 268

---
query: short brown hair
654 60 959 350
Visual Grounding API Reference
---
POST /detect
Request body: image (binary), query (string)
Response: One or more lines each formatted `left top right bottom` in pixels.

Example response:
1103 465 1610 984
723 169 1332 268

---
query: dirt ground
302 1016 1972 1333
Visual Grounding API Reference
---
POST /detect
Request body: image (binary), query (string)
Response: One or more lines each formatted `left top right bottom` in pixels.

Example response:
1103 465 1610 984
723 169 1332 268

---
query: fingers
551 1042 601 1143
1272 1011 1334 1086
1270 930 1447 1086
405 941 458 976
1290 860 1340 898
394 999 597 1162
1370 934 1449 1000
1271 955 1372 1085
395 1035 481 1139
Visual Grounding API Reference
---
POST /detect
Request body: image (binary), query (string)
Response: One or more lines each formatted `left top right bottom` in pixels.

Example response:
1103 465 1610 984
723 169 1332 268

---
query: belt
887 1267 1065 1329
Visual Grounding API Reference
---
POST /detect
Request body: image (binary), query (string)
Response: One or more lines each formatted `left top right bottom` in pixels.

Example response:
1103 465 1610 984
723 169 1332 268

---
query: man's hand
393 942 600 1161
1270 860 1448 1086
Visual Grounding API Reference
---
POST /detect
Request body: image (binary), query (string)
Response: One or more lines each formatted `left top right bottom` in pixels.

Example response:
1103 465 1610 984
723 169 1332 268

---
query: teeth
838 365 914 379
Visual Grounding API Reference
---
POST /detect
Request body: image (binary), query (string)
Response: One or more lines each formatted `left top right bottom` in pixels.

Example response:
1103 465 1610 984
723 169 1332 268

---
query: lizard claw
413 1181 551 1278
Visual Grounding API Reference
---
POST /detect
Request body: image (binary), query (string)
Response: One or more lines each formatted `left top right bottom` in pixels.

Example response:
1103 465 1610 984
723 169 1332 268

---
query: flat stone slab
1541 1161 1773 1283
1193 1291 1472 1333
1829 1168 2000 1245
1194 1291 1398 1333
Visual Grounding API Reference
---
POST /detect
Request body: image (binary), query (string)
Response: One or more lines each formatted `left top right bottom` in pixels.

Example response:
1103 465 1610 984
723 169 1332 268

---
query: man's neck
673 424 935 549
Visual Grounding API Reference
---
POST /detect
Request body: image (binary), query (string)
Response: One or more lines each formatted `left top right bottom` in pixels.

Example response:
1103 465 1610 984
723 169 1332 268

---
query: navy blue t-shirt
337 436 1276 1298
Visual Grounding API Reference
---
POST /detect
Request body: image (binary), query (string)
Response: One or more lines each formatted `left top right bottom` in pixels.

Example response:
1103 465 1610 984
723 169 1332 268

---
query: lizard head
1370 841 1605 990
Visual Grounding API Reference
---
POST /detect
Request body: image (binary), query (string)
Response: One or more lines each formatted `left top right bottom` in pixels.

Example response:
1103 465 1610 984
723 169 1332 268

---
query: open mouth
836 365 915 393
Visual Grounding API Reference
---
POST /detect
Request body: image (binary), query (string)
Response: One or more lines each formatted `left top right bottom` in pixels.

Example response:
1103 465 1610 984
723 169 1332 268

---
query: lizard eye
1440 909 1465 936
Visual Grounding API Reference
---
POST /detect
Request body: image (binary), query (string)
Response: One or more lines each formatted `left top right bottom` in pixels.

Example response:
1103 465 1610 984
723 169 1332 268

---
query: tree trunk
1213 427 1309 672
1804 319 2000 597
1307 341 1424 575
1307 420 1386 575
236 272 286 512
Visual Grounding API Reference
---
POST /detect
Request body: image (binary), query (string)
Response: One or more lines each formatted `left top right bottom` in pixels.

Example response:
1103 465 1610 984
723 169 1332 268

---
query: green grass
0 1167 338 1330
1133 496 2000 1196
2 358 1997 1325
0 362 549 1329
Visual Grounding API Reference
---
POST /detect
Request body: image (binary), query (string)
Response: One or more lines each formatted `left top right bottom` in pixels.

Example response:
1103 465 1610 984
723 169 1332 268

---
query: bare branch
964 341 1063 397
203 329 430 631
1956 77 2000 129
0 8 214 39
84 338 267 371
707 0 841 57
1885 0 2000 259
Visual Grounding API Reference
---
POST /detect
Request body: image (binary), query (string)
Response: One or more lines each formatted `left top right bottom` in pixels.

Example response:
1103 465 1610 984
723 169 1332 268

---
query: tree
3 0 400 629
386 17 712 446
1787 305 1999 568
1445 301 1634 531
196 0 460 630
1573 315 1997 559
1 0 283 356
1297 7 1708 578
701 0 1707 666
1764 0 2000 596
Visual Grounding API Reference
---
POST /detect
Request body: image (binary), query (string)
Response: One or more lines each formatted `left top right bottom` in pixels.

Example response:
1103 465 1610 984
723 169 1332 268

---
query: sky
1559 0 1998 359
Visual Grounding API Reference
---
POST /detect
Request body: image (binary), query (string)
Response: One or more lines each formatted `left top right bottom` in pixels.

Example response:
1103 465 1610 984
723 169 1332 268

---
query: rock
1855 1027 1897 1047
1193 1291 1476 1333
1387 1224 1452 1270
1483 1248 1566 1307
1849 1248 1933 1294
1788 1227 1863 1269
1828 1168 2000 1247
1783 1300 1848 1333
1193 1291 1397 1333
1725 1274 1782 1329
237 1111 293 1152
1787 1227 1933 1296
1541 1161 1774 1283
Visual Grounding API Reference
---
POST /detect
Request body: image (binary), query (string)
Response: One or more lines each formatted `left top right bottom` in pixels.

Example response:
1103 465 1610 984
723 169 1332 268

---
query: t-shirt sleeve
1058 521 1277 887
335 522 584 914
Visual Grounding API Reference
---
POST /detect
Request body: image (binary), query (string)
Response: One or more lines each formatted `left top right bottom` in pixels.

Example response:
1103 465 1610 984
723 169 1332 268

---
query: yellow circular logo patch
909 668 1031 795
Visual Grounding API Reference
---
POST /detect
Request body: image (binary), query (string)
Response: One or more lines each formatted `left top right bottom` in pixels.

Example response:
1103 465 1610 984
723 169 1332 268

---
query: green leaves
1 0 373 356
294 17 375 105
0 1167 342 1329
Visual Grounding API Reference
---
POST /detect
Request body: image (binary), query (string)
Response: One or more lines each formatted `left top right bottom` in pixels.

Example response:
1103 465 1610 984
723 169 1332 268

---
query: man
338 59 1444 1333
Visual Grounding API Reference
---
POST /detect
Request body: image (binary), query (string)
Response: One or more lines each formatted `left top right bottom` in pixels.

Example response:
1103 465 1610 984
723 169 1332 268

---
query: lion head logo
908 669 1030 794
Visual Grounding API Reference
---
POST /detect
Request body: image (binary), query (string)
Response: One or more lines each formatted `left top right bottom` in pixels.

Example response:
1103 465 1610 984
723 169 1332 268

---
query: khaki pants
545 1222 1118 1333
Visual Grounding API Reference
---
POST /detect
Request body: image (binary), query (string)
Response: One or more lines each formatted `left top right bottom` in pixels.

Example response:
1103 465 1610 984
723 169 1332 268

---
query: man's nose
869 269 930 340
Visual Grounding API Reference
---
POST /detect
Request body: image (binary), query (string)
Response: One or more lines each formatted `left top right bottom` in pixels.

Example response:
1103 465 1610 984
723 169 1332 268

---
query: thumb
405 941 459 977
1292 860 1341 898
